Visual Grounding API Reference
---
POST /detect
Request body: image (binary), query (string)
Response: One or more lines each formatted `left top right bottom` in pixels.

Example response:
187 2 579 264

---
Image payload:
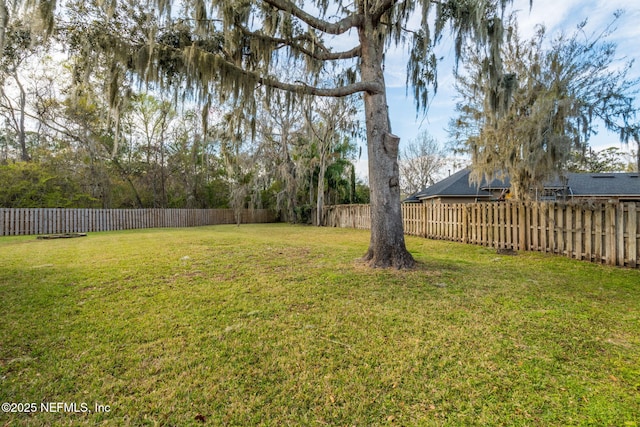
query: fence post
617 203 626 267
9 209 15 235
486 204 492 247
547 204 555 254
605 203 616 266
470 204 477 245
8 209 14 235
531 203 538 251
575 205 584 260
594 204 603 263
583 207 592 262
628 203 637 268
16 209 22 235
518 202 526 251
462 205 468 244
566 204 574 259
424 204 430 238
456 204 462 241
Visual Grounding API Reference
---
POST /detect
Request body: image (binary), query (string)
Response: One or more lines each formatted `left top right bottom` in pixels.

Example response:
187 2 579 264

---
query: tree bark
359 22 415 269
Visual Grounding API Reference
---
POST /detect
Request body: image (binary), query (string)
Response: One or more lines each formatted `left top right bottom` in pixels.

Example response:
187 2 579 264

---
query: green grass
0 224 638 426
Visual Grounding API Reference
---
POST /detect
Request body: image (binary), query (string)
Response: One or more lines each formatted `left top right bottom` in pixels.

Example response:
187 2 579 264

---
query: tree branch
181 43 382 96
371 0 400 22
259 71 382 97
238 24 361 60
261 0 363 35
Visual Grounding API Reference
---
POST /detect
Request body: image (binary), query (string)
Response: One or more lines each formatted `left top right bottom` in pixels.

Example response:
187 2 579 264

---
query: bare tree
399 130 446 197
0 20 47 161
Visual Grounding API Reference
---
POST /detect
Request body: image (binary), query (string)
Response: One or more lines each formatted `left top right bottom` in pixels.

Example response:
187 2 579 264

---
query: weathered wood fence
324 202 640 269
0 208 276 236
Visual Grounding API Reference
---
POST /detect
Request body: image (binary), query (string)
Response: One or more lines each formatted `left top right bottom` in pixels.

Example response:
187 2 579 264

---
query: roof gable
416 168 495 200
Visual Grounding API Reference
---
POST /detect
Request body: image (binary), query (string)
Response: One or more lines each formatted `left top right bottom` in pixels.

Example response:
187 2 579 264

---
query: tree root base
361 248 416 270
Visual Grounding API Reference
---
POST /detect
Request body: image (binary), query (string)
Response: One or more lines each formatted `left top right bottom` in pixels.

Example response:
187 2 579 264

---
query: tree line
0 14 369 222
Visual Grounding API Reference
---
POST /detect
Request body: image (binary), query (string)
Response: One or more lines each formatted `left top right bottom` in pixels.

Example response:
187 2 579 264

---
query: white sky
354 0 640 180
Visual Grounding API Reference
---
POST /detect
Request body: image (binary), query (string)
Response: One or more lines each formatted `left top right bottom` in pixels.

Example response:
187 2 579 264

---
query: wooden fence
0 208 277 236
324 202 640 269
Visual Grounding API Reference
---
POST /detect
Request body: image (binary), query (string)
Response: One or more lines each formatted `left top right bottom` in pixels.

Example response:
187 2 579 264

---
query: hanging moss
453 13 638 200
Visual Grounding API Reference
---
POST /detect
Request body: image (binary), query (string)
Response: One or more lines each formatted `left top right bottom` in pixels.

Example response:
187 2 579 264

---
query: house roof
411 169 640 201
413 168 497 200
567 173 640 196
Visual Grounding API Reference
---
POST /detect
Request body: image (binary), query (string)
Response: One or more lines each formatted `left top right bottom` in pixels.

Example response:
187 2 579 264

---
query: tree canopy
449 13 639 200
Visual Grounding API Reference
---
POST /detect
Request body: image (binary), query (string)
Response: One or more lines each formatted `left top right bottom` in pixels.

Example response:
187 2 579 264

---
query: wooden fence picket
628 203 637 268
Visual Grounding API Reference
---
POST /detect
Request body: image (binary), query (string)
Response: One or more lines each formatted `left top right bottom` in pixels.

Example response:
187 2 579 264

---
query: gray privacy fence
324 202 640 269
0 208 277 236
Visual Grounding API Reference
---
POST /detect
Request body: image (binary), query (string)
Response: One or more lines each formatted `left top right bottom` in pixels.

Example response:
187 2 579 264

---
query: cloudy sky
355 0 640 179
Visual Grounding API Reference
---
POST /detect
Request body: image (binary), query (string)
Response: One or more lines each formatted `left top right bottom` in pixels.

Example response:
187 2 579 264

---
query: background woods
0 6 367 218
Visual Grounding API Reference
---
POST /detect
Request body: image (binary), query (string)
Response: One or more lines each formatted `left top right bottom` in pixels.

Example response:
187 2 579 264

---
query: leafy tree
166 108 230 208
450 14 640 200
127 94 176 207
568 146 634 173
304 97 360 225
0 161 98 207
354 180 371 204
254 89 308 222
213 107 259 223
325 156 358 205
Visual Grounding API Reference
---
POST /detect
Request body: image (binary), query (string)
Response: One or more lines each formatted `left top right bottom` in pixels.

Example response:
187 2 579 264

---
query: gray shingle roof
564 173 639 196
415 168 496 199
414 169 640 200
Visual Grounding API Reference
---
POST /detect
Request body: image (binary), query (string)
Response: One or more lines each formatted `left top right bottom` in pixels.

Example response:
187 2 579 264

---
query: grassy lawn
0 224 638 426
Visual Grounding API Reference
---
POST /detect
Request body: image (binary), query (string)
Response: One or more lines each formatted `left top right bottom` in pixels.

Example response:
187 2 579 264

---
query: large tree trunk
359 24 415 269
